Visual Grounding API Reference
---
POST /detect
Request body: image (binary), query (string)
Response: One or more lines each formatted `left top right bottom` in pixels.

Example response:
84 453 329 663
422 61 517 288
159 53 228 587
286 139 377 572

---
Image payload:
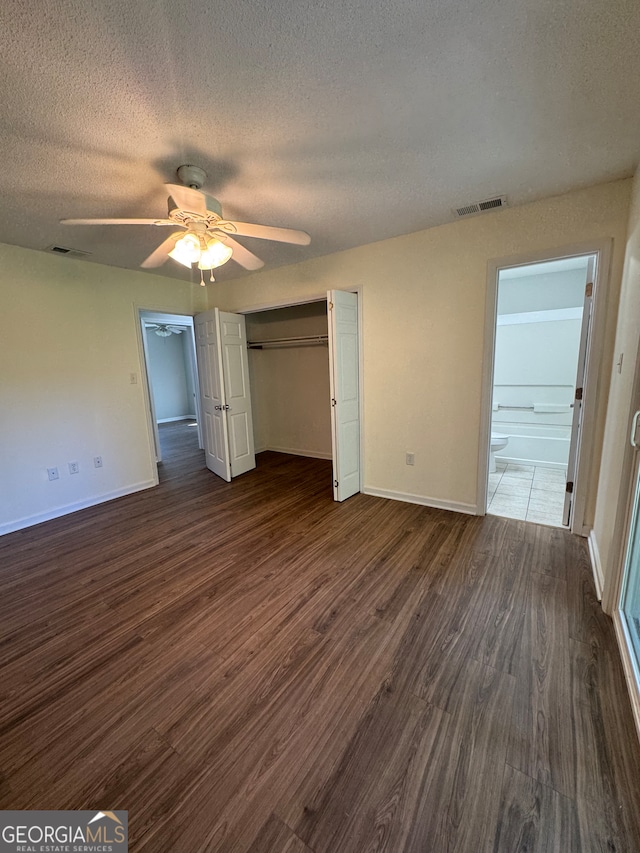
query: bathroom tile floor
487 462 567 527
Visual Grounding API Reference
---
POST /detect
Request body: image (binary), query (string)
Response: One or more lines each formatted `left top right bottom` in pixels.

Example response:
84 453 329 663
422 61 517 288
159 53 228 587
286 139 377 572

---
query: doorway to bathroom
479 244 609 532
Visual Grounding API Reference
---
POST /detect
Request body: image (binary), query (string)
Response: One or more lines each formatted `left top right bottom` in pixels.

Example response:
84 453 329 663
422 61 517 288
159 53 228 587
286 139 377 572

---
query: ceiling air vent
453 195 508 219
45 244 92 259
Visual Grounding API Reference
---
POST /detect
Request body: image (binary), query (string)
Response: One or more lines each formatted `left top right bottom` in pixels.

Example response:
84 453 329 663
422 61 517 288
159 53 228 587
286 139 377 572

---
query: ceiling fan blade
218 235 264 270
61 218 175 226
165 183 207 216
166 326 184 334
218 220 311 245
141 233 183 268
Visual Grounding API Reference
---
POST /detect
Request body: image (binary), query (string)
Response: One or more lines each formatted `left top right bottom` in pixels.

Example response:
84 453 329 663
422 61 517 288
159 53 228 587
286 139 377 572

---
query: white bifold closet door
194 307 256 482
328 290 360 501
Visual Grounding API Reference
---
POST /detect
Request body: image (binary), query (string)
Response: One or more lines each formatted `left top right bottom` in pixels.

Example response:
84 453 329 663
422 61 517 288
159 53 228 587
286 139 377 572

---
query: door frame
612 450 640 740
135 307 203 475
603 321 640 739
477 239 612 534
237 288 364 494
603 332 640 612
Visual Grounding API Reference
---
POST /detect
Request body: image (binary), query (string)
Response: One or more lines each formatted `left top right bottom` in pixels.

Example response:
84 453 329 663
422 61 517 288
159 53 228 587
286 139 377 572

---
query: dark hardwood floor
1 420 639 852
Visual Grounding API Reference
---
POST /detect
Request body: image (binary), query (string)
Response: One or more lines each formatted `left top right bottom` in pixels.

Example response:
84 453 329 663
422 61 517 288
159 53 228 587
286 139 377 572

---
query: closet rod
247 335 329 349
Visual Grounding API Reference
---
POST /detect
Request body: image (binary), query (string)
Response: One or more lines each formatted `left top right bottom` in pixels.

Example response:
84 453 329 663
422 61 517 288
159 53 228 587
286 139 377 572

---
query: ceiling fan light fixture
168 232 201 267
63 167 309 276
198 237 233 270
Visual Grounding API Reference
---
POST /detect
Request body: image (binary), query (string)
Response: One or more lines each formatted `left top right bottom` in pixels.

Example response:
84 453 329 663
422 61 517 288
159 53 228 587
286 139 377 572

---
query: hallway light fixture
145 323 185 337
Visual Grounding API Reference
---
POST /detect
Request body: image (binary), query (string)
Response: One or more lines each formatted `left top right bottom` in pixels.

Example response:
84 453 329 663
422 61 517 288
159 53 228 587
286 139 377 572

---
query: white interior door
328 289 360 501
195 308 231 481
218 311 256 478
563 261 595 526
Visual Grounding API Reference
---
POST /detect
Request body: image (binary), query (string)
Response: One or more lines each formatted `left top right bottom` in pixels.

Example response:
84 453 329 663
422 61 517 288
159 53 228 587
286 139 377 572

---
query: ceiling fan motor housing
177 164 207 189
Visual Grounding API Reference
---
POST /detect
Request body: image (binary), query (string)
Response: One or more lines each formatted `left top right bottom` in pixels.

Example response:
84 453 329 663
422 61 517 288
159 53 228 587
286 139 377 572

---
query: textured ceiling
0 0 639 283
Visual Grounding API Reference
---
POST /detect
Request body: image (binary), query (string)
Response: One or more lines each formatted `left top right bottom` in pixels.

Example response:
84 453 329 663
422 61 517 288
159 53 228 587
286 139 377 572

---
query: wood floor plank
248 814 314 853
571 637 640 849
135 614 409 852
492 763 580 853
3 634 223 803
472 540 530 675
402 658 516 852
290 687 446 853
508 572 576 799
0 422 639 852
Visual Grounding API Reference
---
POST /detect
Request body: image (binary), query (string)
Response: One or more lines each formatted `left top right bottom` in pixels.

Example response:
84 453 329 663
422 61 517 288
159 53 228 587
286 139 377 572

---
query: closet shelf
247 335 329 349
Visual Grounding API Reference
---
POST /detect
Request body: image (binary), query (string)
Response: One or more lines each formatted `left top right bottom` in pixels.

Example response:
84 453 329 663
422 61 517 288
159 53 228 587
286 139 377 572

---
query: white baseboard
363 486 477 516
265 446 332 461
157 415 196 423
613 610 640 746
587 529 605 601
0 479 157 537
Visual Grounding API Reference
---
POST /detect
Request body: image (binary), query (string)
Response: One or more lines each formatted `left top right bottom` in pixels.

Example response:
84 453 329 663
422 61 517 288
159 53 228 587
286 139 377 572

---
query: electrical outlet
47 467 59 481
406 452 415 466
68 461 79 475
94 456 103 468
129 372 137 385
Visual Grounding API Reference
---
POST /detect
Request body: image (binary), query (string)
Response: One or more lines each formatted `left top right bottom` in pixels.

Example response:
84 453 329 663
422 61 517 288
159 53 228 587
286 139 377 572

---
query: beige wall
0 243 206 533
594 169 640 599
246 304 331 458
0 178 632 534
209 179 631 514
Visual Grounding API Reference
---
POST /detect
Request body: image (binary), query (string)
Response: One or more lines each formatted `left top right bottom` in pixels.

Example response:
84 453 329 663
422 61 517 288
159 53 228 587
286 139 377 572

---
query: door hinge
328 301 334 310
575 387 583 401
585 282 593 298
331 398 337 407
334 480 339 488
566 481 573 493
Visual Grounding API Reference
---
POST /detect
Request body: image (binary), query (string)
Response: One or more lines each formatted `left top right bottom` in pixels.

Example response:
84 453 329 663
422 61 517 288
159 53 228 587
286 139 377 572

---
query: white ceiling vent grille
453 195 508 219
45 244 92 259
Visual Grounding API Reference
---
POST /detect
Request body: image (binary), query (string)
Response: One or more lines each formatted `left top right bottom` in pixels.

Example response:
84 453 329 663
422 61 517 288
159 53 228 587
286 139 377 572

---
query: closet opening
245 301 333 465
192 290 360 501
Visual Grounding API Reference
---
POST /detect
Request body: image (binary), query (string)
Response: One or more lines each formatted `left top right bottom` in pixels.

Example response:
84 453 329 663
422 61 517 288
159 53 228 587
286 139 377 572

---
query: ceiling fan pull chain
199 268 205 287
209 271 215 283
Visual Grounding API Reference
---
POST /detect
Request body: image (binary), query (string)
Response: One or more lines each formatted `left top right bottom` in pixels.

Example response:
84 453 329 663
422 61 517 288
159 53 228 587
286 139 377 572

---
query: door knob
214 405 222 410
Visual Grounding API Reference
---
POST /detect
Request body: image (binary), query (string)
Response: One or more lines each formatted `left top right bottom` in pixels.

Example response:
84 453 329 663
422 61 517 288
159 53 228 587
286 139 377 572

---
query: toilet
490 432 509 473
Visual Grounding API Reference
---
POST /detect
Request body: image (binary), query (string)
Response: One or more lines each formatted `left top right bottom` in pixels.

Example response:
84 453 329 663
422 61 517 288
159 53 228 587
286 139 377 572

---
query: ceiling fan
61 165 311 284
145 323 185 337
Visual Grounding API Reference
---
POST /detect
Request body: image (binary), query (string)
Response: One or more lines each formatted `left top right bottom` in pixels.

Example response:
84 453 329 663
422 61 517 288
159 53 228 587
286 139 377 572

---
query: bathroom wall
492 264 587 467
492 313 582 466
